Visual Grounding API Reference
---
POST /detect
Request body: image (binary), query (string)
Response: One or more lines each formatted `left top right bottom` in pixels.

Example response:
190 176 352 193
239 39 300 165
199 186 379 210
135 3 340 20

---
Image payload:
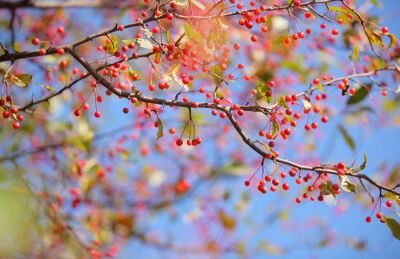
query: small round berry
11 107 18 114
382 27 389 34
13 122 20 129
169 128 176 134
74 110 81 116
123 108 129 114
57 26 64 33
94 111 101 118
386 200 393 207
32 37 40 45
366 216 372 223
282 183 290 190
296 197 302 203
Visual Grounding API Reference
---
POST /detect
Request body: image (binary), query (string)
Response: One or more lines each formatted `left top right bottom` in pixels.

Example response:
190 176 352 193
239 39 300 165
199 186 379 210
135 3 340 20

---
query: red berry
366 216 372 223
296 197 302 203
57 26 64 33
94 111 101 118
13 122 20 129
386 200 393 207
32 37 40 45
167 13 174 20
74 110 81 116
382 27 389 34
282 183 290 190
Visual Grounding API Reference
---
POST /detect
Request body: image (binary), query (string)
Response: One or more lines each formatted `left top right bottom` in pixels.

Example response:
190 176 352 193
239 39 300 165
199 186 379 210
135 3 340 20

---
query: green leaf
212 65 224 84
278 96 289 109
163 63 180 82
288 0 294 4
284 115 293 123
383 192 399 201
302 99 312 111
10 76 25 87
136 38 153 49
369 0 382 7
316 84 324 93
103 35 119 54
155 52 162 62
321 181 337 202
257 81 272 103
164 28 171 43
347 87 369 105
385 216 400 241
105 66 112 82
184 23 203 42
141 28 153 38
340 175 356 193
122 39 137 45
157 117 163 140
351 152 368 173
13 42 22 52
338 125 355 150
13 74 33 87
328 6 357 18
220 160 250 176
353 41 359 62
272 120 279 139
32 82 55 91
386 33 397 48
189 0 205 11
358 153 367 171
0 62 9 76
369 30 384 48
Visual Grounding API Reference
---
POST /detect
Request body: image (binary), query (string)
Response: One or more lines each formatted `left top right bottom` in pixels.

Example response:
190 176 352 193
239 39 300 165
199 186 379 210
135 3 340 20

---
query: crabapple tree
0 0 400 258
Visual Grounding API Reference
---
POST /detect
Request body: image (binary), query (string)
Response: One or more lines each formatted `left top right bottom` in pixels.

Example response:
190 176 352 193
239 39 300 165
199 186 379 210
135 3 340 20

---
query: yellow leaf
369 31 384 48
386 33 397 48
353 41 359 62
13 42 22 52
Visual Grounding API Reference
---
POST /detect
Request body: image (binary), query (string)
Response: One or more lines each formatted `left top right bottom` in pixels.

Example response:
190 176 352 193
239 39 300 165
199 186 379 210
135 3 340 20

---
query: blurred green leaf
347 87 369 105
13 42 21 52
212 65 223 84
385 216 400 240
157 117 163 140
184 23 203 41
272 120 279 139
104 35 119 53
278 96 289 109
338 125 355 150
